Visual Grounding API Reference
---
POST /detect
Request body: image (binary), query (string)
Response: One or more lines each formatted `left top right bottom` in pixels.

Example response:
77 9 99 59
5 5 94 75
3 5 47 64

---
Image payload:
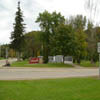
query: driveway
0 67 98 80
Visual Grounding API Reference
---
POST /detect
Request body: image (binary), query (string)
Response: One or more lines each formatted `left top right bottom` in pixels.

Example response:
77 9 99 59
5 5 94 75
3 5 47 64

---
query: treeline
32 11 99 64
0 44 16 58
1 11 100 64
19 11 99 64
5 2 100 64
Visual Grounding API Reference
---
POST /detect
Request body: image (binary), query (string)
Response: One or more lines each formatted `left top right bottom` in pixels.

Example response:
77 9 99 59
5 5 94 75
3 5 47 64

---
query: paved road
0 67 98 80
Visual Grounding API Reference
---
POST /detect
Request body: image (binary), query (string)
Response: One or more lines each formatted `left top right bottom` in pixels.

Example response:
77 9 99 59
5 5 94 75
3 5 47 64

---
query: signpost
97 42 100 78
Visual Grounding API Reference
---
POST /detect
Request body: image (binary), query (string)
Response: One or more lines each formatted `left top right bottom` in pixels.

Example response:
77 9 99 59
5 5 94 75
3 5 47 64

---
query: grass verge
0 78 100 100
79 61 99 67
11 60 73 67
0 57 4 60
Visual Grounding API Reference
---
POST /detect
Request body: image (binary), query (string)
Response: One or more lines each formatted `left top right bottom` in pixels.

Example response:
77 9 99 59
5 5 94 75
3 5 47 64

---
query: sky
0 0 99 44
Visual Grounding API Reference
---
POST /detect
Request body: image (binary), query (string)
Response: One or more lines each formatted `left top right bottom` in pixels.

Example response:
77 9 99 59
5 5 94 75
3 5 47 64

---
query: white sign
98 42 100 53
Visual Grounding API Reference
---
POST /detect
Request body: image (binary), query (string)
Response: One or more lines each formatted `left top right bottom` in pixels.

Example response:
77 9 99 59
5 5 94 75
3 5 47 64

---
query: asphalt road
0 67 98 80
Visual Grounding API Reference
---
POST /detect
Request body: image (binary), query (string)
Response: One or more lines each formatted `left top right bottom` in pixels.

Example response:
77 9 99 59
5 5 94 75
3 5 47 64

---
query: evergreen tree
11 1 25 60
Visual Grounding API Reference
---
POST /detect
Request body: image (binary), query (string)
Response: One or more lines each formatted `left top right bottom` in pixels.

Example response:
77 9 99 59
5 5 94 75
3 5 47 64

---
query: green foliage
8 6 100 64
0 57 4 60
67 15 87 63
36 11 65 63
36 14 88 64
0 44 16 58
23 31 42 59
11 2 25 53
86 21 99 63
36 11 51 63
67 15 86 30
74 29 87 63
50 24 75 57
0 44 9 58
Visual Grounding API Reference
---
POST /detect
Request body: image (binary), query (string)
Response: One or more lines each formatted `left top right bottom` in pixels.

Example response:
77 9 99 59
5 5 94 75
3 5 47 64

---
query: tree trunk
43 44 49 63
77 58 81 64
73 58 76 63
90 58 95 64
63 56 65 63
17 52 21 61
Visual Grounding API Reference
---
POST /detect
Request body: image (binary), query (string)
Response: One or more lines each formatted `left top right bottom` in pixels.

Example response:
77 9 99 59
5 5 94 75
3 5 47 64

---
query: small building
64 56 73 64
54 55 63 63
48 55 73 64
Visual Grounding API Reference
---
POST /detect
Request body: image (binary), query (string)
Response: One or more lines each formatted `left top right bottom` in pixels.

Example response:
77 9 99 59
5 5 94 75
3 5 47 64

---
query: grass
0 78 100 100
0 57 4 60
79 60 99 67
11 60 73 67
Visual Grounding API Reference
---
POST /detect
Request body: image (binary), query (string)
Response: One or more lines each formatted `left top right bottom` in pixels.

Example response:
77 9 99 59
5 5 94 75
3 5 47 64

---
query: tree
86 21 96 63
86 23 100 63
0 44 9 58
9 49 16 58
36 11 51 63
74 29 87 64
50 24 75 61
36 11 65 63
85 0 100 64
11 1 25 60
66 15 86 30
23 31 42 59
66 15 87 63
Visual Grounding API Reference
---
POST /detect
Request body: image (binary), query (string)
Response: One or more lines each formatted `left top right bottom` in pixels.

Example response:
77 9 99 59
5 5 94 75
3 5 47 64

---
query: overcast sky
0 0 99 44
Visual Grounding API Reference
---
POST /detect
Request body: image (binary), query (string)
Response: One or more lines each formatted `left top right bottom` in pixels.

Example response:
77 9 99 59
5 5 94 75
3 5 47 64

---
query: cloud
0 0 98 44
0 0 43 44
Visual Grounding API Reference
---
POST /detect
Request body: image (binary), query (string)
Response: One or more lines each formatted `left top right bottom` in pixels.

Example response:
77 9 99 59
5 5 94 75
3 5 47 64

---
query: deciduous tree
36 11 65 63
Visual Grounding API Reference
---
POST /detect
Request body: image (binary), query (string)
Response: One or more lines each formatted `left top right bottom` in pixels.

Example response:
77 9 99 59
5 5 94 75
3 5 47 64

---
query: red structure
29 58 39 64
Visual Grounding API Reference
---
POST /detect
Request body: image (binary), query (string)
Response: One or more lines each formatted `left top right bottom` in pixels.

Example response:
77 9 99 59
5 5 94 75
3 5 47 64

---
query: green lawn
80 61 99 67
0 78 100 100
11 60 73 67
0 57 4 60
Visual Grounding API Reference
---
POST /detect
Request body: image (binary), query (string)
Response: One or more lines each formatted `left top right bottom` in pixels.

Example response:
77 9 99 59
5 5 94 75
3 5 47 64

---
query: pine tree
11 1 25 60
